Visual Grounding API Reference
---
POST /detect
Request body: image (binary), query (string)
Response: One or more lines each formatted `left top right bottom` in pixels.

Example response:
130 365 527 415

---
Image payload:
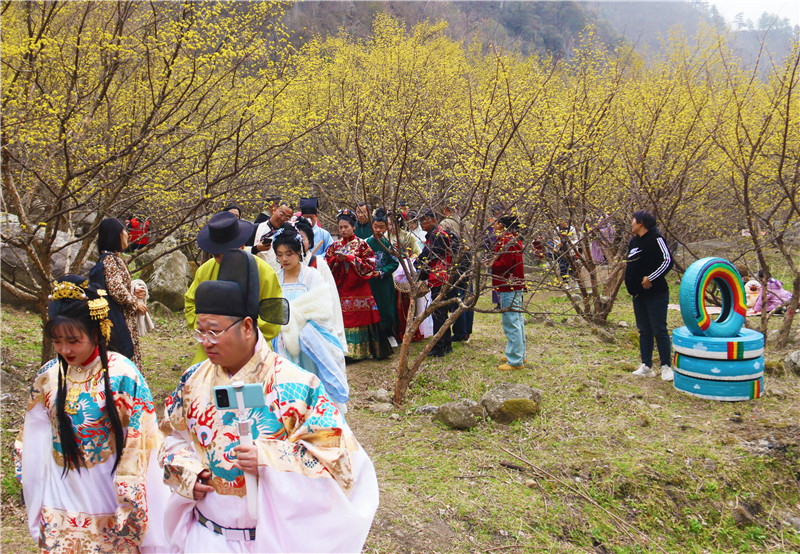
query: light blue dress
272 265 349 411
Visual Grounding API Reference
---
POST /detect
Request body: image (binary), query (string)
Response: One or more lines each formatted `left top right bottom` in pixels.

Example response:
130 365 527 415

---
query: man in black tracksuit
624 210 674 381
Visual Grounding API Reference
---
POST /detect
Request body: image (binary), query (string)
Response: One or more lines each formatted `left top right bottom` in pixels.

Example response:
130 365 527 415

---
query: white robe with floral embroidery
14 352 168 553
159 332 379 553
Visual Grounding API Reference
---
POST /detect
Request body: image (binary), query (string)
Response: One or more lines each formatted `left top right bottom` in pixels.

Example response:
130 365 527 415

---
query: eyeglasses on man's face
192 318 243 344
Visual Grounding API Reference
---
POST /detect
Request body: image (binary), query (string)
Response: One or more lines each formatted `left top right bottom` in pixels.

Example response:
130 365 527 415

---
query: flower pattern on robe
325 236 381 329
14 353 159 552
159 334 357 502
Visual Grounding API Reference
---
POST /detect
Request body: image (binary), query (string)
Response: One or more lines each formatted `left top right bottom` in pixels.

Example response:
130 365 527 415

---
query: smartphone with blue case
212 383 266 411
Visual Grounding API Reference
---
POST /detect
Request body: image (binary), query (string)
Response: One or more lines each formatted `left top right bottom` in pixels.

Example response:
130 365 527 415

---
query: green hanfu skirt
345 323 393 361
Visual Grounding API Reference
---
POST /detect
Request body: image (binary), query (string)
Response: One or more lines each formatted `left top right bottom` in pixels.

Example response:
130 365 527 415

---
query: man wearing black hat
299 196 333 258
160 250 379 552
185 211 282 364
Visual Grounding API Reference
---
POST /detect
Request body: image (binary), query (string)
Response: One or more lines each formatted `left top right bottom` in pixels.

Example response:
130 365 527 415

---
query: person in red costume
325 209 392 361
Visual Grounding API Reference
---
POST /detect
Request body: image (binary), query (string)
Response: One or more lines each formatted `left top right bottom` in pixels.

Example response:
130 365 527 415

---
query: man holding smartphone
250 201 294 272
161 250 379 552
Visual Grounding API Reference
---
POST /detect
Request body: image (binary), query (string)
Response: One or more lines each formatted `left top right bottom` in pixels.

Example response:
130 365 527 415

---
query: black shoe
428 349 446 358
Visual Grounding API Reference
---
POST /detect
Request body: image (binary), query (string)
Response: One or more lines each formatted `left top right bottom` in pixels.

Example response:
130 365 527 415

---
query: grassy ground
2 276 799 553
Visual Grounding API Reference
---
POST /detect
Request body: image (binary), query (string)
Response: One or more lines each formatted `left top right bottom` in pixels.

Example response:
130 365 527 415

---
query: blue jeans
632 290 671 367
499 291 526 366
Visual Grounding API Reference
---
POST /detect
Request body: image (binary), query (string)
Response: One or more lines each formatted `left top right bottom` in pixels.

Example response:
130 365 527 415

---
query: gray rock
148 300 177 320
366 388 392 403
783 351 800 375
1 214 94 308
145 247 191 311
590 325 616 343
137 236 180 279
617 320 629 328
732 505 756 528
480 383 543 424
369 402 394 414
784 515 800 532
389 413 400 420
433 399 485 430
414 404 438 415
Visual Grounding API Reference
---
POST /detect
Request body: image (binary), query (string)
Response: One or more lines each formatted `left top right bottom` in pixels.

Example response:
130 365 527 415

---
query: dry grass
2 277 799 552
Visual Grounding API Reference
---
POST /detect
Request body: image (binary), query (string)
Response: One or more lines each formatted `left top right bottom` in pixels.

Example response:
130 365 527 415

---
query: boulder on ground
148 300 177 321
136 236 180 281
369 403 394 414
433 399 485 430
145 244 191 311
366 388 392 403
783 351 800 376
480 383 543 424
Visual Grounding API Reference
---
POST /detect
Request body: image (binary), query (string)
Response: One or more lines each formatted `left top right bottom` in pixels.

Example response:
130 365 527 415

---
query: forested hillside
282 0 796 64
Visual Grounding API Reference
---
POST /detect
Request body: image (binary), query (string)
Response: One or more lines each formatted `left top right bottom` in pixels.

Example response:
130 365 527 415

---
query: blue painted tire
673 352 764 381
679 257 747 338
673 371 763 401
672 326 764 360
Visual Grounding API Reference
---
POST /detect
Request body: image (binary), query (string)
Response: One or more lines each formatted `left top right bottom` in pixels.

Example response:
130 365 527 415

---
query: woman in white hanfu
271 223 350 413
14 275 167 553
295 217 348 354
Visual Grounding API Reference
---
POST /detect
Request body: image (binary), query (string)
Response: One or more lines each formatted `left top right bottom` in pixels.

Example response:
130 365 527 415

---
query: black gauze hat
196 250 289 325
196 212 254 254
299 197 319 215
372 207 388 223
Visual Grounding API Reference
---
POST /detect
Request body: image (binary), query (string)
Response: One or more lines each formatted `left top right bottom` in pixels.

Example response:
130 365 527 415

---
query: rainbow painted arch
679 257 747 338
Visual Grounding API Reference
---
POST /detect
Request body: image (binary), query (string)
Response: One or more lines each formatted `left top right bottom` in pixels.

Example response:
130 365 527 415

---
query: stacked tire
673 257 765 401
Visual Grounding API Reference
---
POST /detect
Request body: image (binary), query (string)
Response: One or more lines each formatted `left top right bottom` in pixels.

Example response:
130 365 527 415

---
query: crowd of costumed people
13 197 792 551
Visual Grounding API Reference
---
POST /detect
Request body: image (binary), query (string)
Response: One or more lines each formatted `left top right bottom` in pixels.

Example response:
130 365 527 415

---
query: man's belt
195 507 256 542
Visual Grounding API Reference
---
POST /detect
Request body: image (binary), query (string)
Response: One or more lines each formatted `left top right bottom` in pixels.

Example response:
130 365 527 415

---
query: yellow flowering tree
1 1 309 360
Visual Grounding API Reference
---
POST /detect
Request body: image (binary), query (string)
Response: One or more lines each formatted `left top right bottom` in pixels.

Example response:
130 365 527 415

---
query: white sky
710 0 800 26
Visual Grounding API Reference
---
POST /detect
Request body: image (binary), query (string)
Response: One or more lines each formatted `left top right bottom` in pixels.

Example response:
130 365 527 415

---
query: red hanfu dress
325 235 392 360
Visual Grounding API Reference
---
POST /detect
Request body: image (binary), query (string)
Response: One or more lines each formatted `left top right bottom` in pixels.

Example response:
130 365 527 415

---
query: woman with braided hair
14 275 167 552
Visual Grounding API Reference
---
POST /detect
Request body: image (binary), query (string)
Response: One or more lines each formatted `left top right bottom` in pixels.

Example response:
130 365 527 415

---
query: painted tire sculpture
679 257 747 338
673 353 764 381
672 256 764 401
673 371 763 401
672 326 764 360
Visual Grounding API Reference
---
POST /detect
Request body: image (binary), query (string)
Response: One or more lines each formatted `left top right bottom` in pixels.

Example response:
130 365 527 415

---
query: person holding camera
249 201 294 273
184 212 282 364
161 250 378 552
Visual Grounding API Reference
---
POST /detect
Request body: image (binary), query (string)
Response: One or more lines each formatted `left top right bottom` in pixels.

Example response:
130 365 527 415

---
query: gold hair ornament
98 319 113 344
88 297 110 321
49 281 88 301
